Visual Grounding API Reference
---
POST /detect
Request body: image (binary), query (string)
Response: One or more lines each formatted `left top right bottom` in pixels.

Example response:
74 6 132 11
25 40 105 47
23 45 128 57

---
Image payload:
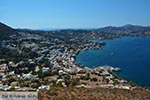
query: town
0 22 150 99
0 26 141 92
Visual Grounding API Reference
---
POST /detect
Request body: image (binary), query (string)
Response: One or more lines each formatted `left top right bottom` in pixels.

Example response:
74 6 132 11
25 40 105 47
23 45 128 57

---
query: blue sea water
76 37 150 87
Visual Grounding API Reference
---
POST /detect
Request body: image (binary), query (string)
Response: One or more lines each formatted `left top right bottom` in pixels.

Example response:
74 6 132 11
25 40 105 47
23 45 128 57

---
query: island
0 22 150 100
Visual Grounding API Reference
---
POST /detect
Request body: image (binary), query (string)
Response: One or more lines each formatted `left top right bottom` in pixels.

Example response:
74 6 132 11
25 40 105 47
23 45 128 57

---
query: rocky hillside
39 87 150 100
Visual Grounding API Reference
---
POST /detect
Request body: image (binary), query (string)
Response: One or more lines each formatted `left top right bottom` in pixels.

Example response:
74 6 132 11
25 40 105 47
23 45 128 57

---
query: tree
90 78 98 82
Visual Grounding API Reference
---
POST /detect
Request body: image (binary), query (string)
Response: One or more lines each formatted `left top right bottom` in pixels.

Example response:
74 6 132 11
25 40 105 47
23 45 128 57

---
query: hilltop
39 87 150 100
96 24 150 34
1 22 150 39
0 22 17 40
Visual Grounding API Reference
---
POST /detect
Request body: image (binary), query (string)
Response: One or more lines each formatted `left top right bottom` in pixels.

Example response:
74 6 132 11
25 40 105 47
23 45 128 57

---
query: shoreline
74 39 149 89
1 30 150 91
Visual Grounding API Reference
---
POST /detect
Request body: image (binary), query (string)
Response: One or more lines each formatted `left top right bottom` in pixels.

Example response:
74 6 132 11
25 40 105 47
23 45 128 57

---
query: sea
76 37 150 88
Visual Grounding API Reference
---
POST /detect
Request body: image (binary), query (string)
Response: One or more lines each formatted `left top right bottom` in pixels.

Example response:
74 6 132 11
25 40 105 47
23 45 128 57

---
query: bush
56 96 65 100
46 90 58 96
80 75 90 80
90 78 98 82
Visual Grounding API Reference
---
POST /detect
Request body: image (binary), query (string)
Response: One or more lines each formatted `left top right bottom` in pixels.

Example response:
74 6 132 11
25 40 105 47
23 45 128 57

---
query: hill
0 22 17 40
39 87 150 100
96 24 150 34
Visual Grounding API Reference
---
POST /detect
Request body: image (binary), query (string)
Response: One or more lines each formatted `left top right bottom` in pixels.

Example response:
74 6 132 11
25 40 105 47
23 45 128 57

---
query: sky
0 0 150 29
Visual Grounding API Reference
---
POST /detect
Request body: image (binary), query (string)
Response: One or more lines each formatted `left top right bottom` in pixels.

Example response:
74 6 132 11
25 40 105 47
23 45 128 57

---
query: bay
76 37 150 87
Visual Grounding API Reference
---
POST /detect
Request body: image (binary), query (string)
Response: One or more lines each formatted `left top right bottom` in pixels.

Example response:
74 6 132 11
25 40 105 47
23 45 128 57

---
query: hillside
39 87 150 100
0 22 17 40
96 24 150 34
0 22 150 100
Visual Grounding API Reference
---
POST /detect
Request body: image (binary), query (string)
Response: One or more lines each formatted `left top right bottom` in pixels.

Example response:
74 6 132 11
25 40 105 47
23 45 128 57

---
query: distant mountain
1 22 150 40
0 22 17 39
96 24 150 34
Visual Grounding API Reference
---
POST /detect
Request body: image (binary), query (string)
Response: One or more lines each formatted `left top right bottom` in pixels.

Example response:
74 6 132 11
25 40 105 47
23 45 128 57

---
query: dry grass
38 87 150 100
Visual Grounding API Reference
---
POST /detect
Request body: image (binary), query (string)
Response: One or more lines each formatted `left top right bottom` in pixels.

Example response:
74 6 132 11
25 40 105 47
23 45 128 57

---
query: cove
76 37 150 88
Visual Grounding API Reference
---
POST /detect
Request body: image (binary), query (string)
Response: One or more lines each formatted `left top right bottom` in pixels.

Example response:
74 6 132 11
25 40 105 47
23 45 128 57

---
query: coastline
75 38 150 89
74 42 133 89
